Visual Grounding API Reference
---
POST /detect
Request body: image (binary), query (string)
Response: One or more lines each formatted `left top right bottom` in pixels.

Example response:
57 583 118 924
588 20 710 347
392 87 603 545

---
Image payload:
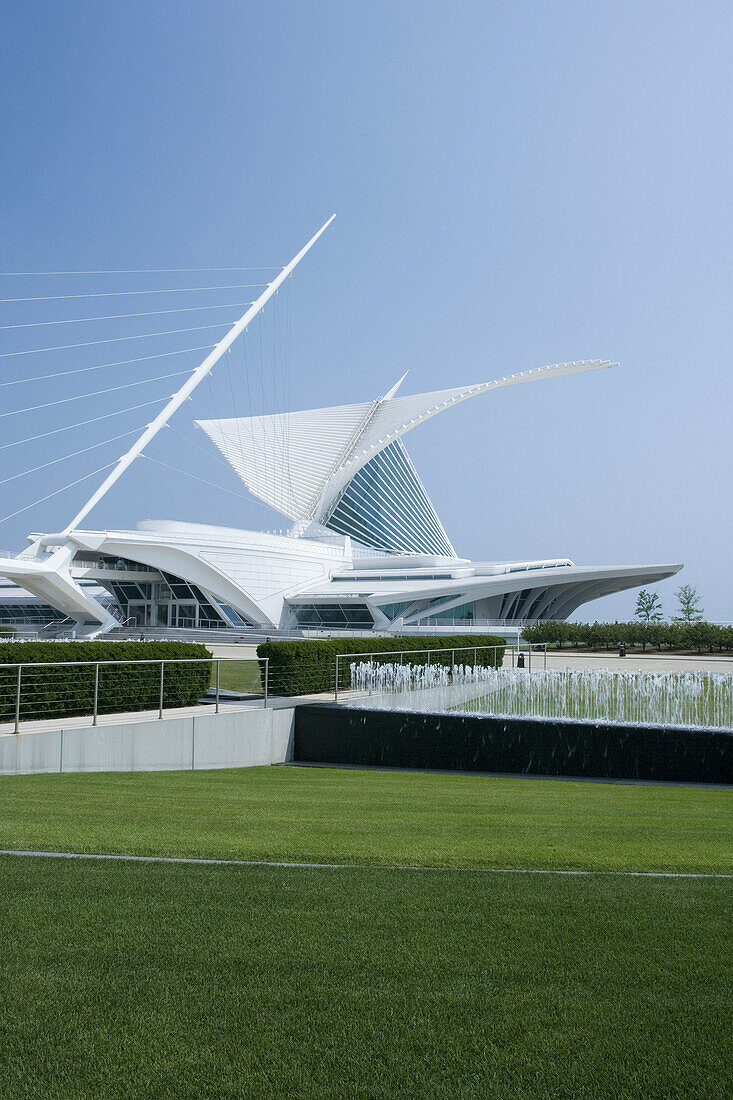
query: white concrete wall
0 706 295 776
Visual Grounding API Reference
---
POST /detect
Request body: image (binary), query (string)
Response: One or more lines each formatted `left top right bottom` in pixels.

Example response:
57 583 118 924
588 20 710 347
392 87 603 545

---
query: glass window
198 601 223 627
175 605 197 629
316 606 348 624
326 440 453 555
217 604 252 627
0 602 67 624
419 600 475 624
291 603 374 628
378 601 415 621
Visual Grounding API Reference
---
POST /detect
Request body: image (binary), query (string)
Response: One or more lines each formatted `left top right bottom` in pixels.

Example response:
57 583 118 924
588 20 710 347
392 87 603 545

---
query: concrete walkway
525 651 733 674
0 690 331 739
206 643 733 675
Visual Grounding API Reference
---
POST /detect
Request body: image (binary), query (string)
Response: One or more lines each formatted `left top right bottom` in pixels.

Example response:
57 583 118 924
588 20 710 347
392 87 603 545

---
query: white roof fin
382 371 409 400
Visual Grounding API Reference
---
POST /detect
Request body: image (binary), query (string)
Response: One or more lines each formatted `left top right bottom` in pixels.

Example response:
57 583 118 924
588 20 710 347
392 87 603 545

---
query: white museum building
0 220 680 637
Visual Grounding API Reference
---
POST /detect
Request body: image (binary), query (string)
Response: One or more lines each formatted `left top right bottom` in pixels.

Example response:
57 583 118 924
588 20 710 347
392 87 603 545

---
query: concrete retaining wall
0 707 295 775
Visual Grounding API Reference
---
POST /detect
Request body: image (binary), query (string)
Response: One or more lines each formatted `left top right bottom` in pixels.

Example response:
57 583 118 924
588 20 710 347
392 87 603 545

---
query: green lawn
2 857 730 1100
0 766 731 872
210 658 263 695
1 769 730 1098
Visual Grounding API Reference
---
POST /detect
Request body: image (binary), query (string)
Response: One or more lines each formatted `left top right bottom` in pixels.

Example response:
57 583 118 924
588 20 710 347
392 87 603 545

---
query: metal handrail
336 643 498 663
2 655 269 733
334 641 548 701
40 615 75 634
0 656 257 669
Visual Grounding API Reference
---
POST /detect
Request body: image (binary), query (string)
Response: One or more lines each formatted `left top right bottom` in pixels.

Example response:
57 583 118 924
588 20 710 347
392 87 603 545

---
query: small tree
672 584 703 623
635 589 663 623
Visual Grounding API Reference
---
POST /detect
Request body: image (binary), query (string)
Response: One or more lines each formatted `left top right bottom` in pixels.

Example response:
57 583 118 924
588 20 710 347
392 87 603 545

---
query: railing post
451 648 455 679
528 645 532 673
334 654 339 703
14 665 21 734
263 659 268 709
159 661 165 719
215 659 220 714
544 644 547 670
93 662 99 726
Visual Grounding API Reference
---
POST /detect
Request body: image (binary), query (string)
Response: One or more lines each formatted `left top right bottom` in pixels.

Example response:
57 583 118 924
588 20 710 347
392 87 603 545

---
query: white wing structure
195 400 374 522
197 359 614 555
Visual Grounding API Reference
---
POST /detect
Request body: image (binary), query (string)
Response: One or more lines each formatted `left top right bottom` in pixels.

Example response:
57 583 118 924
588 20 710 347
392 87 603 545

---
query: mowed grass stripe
1 848 731 877
1 856 730 1100
1 766 730 872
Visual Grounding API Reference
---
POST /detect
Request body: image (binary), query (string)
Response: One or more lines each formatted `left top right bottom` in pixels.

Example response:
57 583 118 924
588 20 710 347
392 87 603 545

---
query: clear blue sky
1 0 731 620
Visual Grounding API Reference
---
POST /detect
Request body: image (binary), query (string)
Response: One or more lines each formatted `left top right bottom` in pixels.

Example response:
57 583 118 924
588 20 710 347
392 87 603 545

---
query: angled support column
62 216 335 535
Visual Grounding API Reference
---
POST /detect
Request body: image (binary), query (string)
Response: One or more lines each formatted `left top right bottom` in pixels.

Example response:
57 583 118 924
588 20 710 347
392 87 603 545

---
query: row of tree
522 619 733 652
634 584 704 623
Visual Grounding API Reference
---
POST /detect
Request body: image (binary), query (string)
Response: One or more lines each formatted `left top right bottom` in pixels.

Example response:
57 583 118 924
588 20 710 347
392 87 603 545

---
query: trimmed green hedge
0 641 212 723
522 621 733 653
257 635 506 696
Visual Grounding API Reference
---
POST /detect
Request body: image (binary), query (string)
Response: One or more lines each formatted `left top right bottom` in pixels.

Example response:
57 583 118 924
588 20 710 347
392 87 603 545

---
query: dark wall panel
294 705 733 784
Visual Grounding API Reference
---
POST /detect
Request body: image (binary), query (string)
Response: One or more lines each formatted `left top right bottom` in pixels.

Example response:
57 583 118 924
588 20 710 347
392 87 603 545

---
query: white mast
62 215 336 535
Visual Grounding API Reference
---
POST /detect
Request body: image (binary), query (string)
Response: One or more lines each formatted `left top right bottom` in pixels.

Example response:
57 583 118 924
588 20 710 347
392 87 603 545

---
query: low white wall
0 706 295 775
